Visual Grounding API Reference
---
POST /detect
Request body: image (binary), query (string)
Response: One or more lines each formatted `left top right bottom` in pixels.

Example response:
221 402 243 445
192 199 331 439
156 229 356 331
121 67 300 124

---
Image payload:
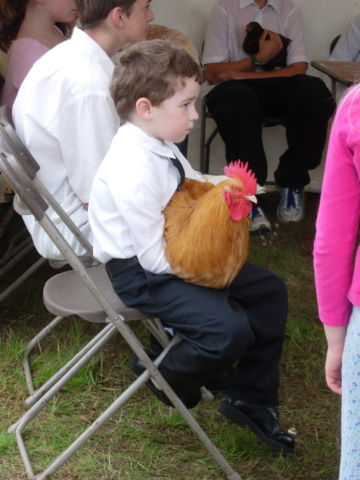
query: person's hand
257 29 282 64
325 345 344 395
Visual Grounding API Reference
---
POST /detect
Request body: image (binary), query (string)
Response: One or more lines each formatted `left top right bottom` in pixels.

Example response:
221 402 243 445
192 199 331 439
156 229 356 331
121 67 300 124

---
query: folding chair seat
0 149 241 479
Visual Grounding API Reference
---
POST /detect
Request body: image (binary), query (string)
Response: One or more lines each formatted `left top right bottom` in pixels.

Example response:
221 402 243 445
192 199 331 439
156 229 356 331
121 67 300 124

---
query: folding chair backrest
0 151 118 318
0 105 39 181
0 105 96 262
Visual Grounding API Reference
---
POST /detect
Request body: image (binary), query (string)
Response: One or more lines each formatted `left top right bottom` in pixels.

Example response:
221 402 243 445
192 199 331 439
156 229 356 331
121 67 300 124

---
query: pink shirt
314 86 360 327
1 38 49 108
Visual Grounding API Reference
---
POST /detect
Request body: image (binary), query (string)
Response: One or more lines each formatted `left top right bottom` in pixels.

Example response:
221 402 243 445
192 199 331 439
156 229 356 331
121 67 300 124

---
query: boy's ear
111 6 125 28
135 98 153 121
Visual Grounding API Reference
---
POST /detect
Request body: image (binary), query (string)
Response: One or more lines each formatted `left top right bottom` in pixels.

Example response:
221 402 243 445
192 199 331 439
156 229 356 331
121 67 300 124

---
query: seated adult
330 14 360 62
0 0 77 108
202 0 336 233
12 0 154 261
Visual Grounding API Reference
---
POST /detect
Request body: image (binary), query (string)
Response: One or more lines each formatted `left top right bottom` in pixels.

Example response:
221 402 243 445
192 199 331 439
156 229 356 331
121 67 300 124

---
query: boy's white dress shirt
13 27 120 260
88 122 203 274
201 0 309 98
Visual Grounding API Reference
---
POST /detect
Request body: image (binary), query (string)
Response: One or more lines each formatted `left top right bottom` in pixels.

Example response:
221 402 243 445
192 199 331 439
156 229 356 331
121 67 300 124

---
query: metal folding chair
0 151 241 479
0 105 102 399
0 106 213 409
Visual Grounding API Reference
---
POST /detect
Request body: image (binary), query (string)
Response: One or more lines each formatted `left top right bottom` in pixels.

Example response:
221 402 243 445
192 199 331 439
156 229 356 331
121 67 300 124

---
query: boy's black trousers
110 261 288 406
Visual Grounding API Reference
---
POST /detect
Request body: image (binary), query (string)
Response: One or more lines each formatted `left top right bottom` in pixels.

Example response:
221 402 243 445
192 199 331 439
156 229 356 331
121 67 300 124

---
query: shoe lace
281 189 302 210
251 205 263 219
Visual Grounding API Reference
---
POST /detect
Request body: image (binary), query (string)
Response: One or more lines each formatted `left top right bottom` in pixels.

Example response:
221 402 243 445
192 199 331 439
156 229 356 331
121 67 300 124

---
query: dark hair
0 1 72 53
75 0 137 29
110 39 202 122
0 0 27 52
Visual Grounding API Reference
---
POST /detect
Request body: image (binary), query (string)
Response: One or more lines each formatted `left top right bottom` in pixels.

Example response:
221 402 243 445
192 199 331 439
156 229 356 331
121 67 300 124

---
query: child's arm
314 86 360 328
323 324 347 395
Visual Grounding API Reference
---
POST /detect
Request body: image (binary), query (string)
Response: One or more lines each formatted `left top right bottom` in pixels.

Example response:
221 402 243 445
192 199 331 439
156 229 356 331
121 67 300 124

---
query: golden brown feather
163 178 251 289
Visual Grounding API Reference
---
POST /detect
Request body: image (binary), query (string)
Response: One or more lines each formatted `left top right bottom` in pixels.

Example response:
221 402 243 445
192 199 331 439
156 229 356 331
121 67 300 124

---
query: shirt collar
123 122 177 159
239 0 279 12
71 27 114 78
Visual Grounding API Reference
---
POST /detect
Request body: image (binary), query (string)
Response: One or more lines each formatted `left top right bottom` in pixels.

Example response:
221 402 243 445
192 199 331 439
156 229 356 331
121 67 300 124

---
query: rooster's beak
245 195 257 204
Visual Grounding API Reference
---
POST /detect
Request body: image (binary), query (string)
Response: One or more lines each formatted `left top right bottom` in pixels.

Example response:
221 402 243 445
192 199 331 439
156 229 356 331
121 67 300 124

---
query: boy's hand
257 30 282 64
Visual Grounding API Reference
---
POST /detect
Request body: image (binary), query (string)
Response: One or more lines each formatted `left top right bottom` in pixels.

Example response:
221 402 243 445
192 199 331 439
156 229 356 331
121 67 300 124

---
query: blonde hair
110 39 201 122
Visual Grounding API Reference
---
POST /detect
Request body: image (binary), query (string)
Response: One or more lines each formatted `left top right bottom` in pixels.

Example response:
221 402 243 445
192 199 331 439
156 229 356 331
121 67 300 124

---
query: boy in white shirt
13 0 154 261
89 40 294 454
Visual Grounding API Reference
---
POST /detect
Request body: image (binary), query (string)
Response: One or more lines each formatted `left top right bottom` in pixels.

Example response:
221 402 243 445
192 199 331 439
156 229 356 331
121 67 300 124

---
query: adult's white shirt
13 27 119 260
330 14 360 62
89 122 204 274
201 0 309 98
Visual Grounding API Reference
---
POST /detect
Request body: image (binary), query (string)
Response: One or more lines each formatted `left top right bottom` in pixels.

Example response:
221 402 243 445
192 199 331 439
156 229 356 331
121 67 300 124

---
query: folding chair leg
205 126 219 174
25 321 116 406
14 335 242 480
0 256 46 303
8 323 118 435
141 318 214 402
24 315 65 396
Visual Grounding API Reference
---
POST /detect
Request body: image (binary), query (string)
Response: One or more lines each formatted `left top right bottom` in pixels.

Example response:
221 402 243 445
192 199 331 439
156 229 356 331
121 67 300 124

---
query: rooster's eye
232 187 238 191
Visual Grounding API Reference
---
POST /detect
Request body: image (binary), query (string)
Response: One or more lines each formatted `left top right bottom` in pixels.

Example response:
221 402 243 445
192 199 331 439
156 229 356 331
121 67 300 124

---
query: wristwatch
251 54 264 72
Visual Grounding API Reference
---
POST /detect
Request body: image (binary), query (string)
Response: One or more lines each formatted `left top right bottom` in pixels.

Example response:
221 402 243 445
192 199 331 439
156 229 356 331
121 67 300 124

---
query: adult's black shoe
219 398 295 454
128 352 202 409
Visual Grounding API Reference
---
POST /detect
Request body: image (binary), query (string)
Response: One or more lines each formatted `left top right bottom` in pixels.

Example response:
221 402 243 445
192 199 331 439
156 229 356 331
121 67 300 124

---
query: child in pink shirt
0 0 77 107
314 85 360 479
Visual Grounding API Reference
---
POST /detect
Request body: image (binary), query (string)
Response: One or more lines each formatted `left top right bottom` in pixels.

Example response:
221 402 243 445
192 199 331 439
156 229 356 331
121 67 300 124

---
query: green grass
0 193 341 480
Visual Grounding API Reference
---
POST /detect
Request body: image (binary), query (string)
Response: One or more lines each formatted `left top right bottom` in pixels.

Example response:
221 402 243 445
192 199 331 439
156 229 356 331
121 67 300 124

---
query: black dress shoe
219 398 295 454
128 352 202 409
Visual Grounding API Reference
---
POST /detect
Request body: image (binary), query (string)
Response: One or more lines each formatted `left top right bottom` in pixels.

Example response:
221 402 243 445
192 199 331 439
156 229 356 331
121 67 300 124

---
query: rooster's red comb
224 160 256 182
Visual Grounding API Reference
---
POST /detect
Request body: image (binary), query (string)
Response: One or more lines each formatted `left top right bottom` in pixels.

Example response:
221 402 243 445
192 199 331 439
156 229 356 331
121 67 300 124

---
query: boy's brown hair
75 0 137 29
110 39 202 122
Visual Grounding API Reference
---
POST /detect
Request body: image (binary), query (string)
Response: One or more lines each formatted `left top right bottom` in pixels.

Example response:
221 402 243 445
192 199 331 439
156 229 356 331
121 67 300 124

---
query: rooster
163 161 257 289
243 21 291 71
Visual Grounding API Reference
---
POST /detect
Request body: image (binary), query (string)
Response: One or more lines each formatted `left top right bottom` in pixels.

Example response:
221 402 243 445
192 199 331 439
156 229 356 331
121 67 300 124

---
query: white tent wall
150 0 359 192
